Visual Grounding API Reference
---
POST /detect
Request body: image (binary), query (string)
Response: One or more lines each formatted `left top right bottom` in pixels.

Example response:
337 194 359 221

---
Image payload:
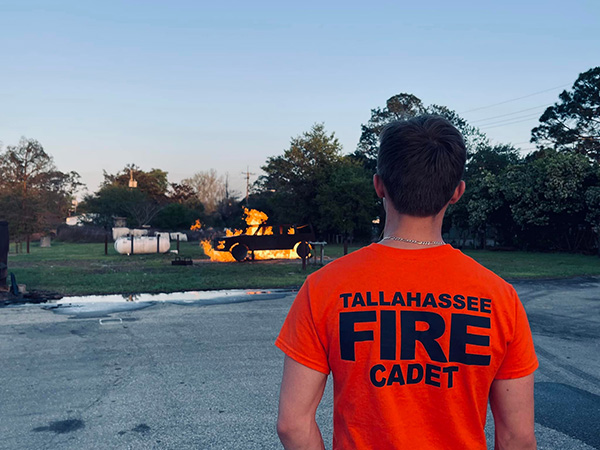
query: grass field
6 240 321 296
6 240 600 296
462 249 600 279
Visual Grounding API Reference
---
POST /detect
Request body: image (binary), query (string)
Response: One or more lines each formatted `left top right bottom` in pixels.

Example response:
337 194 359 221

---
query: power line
469 104 551 124
479 117 540 130
478 116 542 130
477 112 542 128
460 83 570 114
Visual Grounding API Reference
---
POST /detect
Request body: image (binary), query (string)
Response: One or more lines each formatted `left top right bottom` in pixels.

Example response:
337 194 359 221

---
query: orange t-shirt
276 243 538 450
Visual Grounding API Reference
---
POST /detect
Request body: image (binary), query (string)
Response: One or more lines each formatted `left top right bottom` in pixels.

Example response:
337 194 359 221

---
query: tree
257 124 378 240
214 196 245 229
353 94 489 173
257 123 344 230
84 165 172 228
102 164 169 200
0 138 81 239
152 182 206 230
83 185 163 228
449 144 521 248
315 160 378 242
182 169 226 214
502 150 596 251
531 67 600 162
584 162 600 255
586 187 600 255
153 202 205 230
168 182 197 204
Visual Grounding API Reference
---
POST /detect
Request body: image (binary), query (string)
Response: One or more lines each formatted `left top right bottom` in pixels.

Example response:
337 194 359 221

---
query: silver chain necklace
382 236 446 246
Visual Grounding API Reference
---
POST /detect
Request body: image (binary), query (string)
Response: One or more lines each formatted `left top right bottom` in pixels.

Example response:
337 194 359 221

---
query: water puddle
43 289 295 318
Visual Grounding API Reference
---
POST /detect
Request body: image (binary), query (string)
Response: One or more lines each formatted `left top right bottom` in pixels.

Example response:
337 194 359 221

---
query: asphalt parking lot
0 278 598 449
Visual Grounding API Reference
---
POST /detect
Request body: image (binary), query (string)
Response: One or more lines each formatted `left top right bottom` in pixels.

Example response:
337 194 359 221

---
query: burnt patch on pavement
132 423 151 433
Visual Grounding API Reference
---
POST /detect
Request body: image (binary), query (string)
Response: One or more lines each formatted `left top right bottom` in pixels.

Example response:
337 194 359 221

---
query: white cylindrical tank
112 227 130 241
114 236 171 255
156 232 170 241
169 232 188 242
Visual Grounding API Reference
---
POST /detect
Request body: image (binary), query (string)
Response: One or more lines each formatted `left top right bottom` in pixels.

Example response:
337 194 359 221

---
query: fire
201 240 236 262
190 219 202 231
245 208 268 226
200 208 301 261
253 249 298 260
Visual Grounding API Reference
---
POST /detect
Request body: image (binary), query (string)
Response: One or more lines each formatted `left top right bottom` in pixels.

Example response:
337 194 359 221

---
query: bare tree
182 169 226 214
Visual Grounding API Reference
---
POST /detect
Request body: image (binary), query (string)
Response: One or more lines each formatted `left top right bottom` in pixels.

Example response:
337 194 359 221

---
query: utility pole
242 166 255 207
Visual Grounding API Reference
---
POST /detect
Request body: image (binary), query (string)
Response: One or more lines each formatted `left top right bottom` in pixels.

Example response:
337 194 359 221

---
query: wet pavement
44 289 293 318
0 280 598 449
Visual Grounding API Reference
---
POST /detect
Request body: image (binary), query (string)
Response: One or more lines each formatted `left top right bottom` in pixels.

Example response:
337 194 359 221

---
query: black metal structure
171 257 193 266
213 224 315 262
0 221 8 289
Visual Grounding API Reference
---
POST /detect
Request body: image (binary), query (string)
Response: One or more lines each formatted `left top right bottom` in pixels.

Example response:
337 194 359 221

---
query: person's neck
379 210 445 250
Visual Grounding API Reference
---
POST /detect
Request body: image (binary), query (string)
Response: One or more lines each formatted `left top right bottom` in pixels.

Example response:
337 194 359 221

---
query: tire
294 241 312 259
230 243 249 262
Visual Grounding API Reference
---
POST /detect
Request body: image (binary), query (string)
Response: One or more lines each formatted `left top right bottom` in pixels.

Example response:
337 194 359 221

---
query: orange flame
201 240 236 262
190 219 202 231
256 249 299 259
200 208 301 261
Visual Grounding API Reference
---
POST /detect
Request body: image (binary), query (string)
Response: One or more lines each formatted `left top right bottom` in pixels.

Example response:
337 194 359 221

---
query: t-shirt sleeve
275 279 330 375
495 295 539 379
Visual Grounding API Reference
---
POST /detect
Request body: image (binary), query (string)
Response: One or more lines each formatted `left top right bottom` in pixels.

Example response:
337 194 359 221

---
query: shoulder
451 250 517 295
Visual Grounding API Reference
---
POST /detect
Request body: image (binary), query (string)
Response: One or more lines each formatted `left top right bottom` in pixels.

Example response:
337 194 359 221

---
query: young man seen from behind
276 115 538 449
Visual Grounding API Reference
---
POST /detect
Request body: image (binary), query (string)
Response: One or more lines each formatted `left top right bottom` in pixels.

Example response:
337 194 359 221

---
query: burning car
213 223 315 262
200 208 316 262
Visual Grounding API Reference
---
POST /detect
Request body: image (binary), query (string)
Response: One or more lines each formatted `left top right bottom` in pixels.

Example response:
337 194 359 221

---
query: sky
1 0 598 198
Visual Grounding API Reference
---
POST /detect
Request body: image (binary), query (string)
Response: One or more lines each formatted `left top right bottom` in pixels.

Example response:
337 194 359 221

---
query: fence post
301 240 307 271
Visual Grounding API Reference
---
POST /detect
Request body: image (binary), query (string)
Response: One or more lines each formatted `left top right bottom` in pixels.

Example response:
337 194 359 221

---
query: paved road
514 278 600 450
0 278 598 449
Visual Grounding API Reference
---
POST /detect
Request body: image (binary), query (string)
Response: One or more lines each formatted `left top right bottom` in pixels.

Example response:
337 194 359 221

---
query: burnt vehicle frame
213 223 315 262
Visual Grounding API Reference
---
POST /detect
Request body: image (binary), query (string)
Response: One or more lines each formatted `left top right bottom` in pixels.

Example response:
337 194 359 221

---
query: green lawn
463 249 600 279
7 240 321 296
6 241 600 296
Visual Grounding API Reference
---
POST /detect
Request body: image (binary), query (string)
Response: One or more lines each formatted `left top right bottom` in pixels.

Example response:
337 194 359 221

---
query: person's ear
449 180 466 204
373 174 386 199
